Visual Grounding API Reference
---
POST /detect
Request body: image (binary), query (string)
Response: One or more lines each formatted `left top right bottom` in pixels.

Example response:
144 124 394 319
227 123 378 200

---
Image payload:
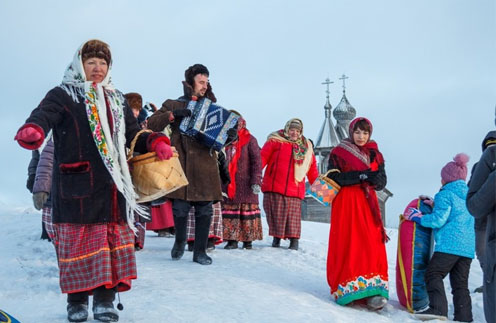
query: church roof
333 92 356 122
315 98 340 148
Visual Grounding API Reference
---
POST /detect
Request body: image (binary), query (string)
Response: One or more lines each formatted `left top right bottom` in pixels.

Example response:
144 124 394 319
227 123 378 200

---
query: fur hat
441 153 470 184
124 92 143 111
81 39 111 65
184 64 209 87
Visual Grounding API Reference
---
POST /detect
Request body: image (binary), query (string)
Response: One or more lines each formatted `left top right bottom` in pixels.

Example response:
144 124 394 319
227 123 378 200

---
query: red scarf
227 127 251 199
332 139 388 242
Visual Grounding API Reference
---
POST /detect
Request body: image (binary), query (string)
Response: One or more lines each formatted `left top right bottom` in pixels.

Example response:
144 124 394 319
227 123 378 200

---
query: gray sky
1 1 495 227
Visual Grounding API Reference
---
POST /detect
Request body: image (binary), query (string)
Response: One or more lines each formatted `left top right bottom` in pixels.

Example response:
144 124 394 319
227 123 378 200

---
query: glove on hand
154 141 173 160
365 170 378 183
403 207 423 223
33 192 49 210
15 127 42 144
251 184 261 194
173 109 192 119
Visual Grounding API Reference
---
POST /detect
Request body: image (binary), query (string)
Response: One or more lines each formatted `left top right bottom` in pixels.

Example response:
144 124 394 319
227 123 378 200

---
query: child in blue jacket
404 153 475 322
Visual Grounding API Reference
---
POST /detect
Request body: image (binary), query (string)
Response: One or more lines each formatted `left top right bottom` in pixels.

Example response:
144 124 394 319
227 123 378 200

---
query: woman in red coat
261 118 318 250
325 117 388 310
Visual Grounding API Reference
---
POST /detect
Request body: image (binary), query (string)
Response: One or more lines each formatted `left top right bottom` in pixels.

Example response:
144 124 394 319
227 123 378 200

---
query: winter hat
124 92 143 112
81 39 111 65
482 131 496 152
441 153 470 184
184 64 209 87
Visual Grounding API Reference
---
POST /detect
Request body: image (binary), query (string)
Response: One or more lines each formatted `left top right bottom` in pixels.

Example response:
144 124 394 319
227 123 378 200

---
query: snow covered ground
0 204 486 322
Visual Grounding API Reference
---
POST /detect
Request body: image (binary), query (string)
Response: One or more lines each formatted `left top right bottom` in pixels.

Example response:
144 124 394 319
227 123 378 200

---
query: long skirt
186 202 223 244
326 186 388 305
147 200 174 231
42 206 55 241
263 192 302 239
222 203 263 242
52 221 137 294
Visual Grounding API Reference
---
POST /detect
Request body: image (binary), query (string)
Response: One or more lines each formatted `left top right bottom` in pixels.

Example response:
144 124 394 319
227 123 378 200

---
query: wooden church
302 75 393 224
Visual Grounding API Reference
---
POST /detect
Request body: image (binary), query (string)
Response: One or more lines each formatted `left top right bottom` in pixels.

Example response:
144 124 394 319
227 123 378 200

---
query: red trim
60 161 90 173
15 123 45 150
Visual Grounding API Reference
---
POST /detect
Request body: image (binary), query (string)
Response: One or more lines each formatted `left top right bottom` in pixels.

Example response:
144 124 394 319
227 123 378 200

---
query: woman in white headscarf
14 39 173 322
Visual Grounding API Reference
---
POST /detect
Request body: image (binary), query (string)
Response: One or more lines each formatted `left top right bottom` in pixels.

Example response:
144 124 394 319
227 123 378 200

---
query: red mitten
154 141 173 160
15 125 44 149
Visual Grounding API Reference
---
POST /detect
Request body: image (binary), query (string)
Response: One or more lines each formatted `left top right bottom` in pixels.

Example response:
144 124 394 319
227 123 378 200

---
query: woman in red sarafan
325 117 389 310
261 118 318 250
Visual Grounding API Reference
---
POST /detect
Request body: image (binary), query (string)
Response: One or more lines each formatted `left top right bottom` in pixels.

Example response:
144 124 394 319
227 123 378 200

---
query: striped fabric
186 202 223 244
222 203 263 242
263 192 302 239
42 206 55 241
52 222 137 294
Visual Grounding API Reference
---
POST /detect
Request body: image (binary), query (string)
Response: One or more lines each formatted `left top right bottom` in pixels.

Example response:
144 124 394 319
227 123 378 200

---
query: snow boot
242 241 253 249
93 287 118 322
171 215 188 260
67 303 89 322
192 215 213 265
272 237 281 247
224 240 238 249
187 241 194 252
413 307 448 321
67 291 89 322
288 238 299 250
366 296 387 310
207 238 216 251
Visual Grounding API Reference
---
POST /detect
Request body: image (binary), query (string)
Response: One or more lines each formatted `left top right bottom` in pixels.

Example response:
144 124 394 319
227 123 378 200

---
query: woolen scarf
227 118 251 199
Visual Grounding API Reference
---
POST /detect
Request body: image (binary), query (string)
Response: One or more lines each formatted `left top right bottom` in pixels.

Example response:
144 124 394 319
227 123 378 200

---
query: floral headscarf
59 40 144 232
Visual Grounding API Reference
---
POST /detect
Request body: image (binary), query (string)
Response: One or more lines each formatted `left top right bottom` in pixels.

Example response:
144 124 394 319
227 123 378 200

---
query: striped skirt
51 221 137 294
263 192 302 239
222 203 263 242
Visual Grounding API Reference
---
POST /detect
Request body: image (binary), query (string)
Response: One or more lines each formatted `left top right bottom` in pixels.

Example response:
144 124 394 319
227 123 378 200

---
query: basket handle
127 129 153 160
323 169 341 177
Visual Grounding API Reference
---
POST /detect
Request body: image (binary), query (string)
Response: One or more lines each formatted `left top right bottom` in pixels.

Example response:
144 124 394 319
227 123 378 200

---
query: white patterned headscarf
59 40 144 233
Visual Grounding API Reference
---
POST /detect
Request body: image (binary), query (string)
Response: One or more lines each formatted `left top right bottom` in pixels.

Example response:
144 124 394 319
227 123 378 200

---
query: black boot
272 237 281 248
67 292 89 322
193 215 213 265
242 241 253 249
92 287 118 322
207 238 216 251
187 241 194 252
171 215 188 260
288 238 299 250
224 240 238 249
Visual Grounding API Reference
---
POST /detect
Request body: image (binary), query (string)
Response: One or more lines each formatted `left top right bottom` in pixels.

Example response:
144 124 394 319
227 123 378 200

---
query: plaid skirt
51 221 137 294
42 206 55 241
186 202 223 244
263 192 302 239
222 203 263 242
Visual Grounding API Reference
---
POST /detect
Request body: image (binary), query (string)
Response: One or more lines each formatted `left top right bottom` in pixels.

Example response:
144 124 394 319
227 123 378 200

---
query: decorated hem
332 275 389 306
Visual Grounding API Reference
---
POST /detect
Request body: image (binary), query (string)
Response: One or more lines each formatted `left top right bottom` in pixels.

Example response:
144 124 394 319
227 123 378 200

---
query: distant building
302 75 392 225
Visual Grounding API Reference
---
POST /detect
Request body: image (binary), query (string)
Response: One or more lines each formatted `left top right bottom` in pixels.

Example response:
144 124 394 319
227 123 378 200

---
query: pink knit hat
441 153 470 184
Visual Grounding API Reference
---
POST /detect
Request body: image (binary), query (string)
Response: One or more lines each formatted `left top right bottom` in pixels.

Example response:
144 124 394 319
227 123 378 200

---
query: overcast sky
1 1 495 227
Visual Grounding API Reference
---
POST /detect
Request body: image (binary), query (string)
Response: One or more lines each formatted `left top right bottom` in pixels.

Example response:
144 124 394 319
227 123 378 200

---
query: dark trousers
425 252 473 322
172 199 213 243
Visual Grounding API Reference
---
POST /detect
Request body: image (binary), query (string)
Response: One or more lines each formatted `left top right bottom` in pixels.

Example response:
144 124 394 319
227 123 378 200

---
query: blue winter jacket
420 180 475 258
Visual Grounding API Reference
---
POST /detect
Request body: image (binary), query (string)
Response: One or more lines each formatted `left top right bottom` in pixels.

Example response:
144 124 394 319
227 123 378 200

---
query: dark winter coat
146 83 223 202
33 139 54 207
223 135 262 204
466 143 496 323
26 149 40 193
22 87 153 224
261 138 318 200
